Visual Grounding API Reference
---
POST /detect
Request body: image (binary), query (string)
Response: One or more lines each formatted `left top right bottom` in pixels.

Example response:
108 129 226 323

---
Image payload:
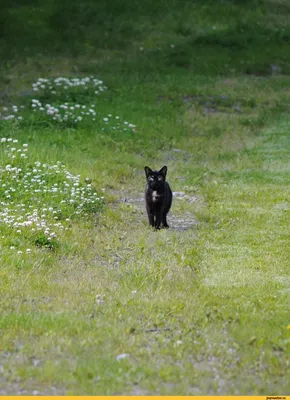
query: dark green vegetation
1 0 290 395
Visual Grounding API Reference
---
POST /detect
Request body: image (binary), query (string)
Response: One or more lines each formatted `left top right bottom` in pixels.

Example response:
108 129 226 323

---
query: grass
1 0 290 395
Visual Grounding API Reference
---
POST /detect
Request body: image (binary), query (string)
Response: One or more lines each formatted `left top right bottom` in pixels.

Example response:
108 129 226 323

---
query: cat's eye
157 176 163 181
149 176 154 181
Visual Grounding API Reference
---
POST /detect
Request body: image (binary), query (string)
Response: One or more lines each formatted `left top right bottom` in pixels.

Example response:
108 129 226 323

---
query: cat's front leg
147 209 155 227
154 211 162 230
162 213 169 228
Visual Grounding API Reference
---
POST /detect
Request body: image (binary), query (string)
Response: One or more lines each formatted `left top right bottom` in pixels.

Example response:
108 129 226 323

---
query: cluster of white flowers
0 138 103 252
1 138 28 159
102 114 136 133
0 76 136 131
31 99 97 123
32 76 107 95
0 105 24 121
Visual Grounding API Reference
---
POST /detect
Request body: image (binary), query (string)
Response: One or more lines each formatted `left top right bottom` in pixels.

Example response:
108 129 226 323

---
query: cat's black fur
144 165 172 229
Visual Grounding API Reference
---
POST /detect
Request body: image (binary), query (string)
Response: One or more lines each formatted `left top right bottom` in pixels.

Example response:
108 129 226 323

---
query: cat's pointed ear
144 166 153 177
159 165 167 177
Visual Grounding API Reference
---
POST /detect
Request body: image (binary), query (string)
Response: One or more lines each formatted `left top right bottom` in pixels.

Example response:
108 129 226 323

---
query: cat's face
144 166 167 190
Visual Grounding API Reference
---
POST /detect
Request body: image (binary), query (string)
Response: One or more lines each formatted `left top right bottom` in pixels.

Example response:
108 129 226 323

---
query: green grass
1 0 290 395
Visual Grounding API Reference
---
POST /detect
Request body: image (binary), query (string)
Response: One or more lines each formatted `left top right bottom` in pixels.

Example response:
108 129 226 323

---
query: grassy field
1 0 290 395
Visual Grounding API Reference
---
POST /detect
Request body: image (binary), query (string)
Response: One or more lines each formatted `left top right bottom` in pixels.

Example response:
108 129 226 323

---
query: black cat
144 165 172 229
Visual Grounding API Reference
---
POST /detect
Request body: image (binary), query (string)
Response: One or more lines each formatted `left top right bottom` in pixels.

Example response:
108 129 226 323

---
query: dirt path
117 190 198 232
